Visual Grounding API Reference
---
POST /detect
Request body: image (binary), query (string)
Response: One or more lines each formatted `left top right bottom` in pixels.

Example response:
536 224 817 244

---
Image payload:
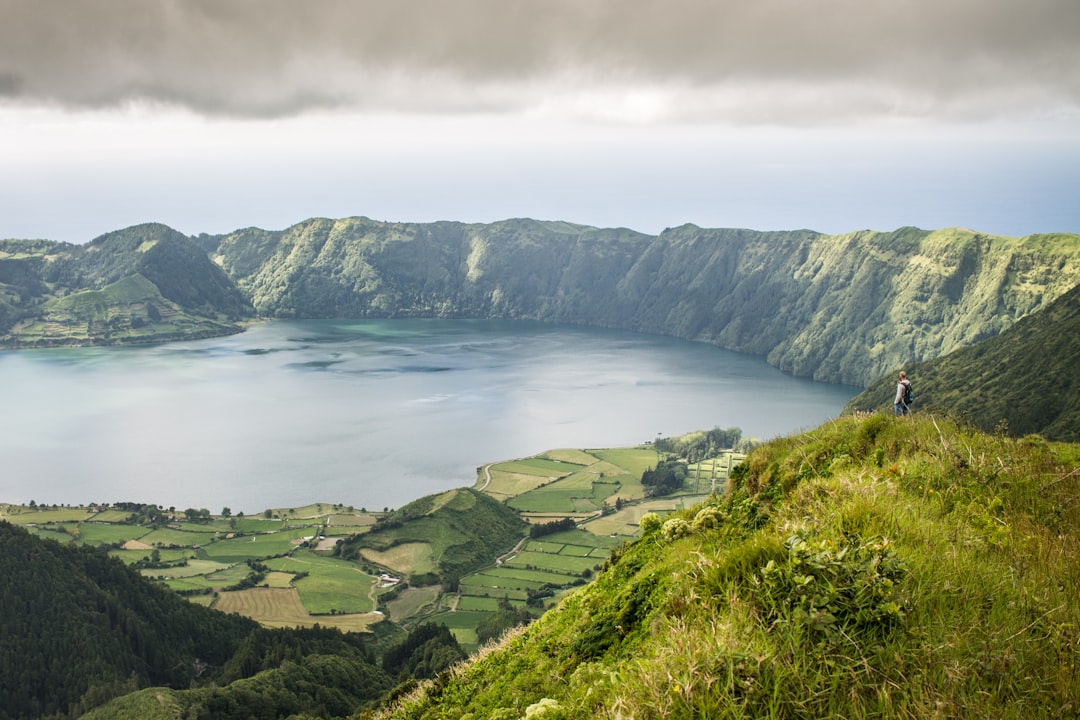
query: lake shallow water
0 319 858 514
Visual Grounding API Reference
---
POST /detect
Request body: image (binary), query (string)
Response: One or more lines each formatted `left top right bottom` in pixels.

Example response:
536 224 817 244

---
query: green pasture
591 447 657 476
506 550 599 575
426 610 490 649
456 596 506 612
108 547 194 566
538 449 599 465
91 510 138 523
476 566 572 586
522 540 563 554
160 576 215 593
507 477 616 513
263 549 377 613
490 458 572 478
356 516 468 557
294 572 373 615
536 529 621 549
480 470 549 498
228 518 286 533
0 507 91 524
159 564 250 592
198 528 309 562
23 526 74 543
385 586 441 622
554 543 592 557
463 571 544 592
140 559 230 579
140 526 219 547
74 522 148 546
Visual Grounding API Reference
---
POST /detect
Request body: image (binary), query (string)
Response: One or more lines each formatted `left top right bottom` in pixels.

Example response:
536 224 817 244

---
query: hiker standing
894 371 912 416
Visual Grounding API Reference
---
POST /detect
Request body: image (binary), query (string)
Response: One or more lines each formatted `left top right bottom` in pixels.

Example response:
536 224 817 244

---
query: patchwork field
2 437 744 649
213 587 379 632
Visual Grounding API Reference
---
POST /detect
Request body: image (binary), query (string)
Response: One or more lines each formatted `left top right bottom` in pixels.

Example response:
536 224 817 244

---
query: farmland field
359 542 436 575
385 585 442 622
213 587 378 632
0 432 747 647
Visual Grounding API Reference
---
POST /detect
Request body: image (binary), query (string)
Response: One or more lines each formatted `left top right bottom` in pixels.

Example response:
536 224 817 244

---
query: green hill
845 282 1080 441
337 488 527 589
374 413 1080 719
0 224 253 347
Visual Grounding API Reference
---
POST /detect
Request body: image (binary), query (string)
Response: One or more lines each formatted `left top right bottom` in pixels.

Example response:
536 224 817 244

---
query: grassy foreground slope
375 414 1080 719
846 282 1080 442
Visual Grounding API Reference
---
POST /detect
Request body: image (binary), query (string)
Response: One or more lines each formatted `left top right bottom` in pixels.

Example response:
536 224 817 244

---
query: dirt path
476 463 493 491
495 537 527 567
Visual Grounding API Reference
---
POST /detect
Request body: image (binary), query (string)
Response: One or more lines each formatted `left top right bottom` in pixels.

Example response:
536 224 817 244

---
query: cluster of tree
475 598 535 646
183 507 214 522
0 521 258 720
641 460 688 497
529 517 577 538
108 501 171 526
222 559 270 591
654 426 743 461
381 622 467 682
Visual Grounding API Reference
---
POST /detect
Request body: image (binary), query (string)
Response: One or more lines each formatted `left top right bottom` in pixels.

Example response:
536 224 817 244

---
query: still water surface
0 319 857 513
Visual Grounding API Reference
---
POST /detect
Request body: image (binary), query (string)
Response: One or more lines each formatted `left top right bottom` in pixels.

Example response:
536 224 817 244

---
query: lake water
0 319 858 514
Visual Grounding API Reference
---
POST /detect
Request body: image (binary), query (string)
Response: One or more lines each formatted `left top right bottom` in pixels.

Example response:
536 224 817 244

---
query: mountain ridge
4 218 1078 388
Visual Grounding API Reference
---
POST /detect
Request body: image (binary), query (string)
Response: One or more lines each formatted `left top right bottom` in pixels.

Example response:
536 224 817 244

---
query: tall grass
370 413 1080 720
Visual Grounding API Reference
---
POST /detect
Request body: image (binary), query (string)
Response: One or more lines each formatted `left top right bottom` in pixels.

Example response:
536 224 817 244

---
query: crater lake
0 319 859 513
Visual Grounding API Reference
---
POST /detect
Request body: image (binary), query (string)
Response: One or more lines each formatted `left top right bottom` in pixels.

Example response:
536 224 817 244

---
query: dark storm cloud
1 0 1078 120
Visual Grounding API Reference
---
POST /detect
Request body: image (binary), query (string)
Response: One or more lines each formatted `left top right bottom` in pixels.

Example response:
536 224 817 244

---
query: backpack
902 380 913 405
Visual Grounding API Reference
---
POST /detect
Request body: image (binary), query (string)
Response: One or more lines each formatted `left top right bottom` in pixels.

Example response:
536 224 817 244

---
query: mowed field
213 587 380 632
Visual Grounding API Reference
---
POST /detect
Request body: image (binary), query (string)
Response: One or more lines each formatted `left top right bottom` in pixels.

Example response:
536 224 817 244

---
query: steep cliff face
204 218 1080 386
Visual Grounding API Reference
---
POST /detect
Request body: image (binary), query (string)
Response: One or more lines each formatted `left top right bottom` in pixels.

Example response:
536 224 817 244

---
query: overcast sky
2 0 1079 243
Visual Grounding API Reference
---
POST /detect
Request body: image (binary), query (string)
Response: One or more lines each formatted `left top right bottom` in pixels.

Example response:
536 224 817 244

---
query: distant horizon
5 213 1077 247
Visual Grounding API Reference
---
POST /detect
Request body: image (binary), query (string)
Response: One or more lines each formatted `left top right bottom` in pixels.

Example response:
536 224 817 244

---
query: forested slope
0 519 482 719
201 219 1080 386
846 282 1080 441
0 521 257 719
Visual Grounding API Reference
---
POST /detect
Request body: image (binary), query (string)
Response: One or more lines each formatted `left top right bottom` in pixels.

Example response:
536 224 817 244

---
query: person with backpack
894 371 913 416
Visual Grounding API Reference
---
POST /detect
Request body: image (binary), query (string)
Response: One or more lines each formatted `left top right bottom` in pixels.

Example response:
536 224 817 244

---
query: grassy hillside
845 282 1080 441
374 413 1080 719
202 219 1080 386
